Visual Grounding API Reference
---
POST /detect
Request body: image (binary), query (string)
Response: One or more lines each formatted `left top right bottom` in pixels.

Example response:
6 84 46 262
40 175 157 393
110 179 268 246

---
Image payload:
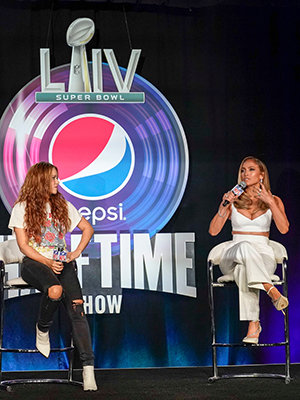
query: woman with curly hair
209 156 289 344
8 162 97 391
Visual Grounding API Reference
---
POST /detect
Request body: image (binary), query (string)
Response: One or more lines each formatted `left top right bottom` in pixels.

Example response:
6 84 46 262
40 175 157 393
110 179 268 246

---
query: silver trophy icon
66 18 95 92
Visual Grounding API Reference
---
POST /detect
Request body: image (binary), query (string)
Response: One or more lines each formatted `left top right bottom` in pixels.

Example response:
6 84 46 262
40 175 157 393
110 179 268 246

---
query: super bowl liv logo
37 18 144 104
0 18 195 314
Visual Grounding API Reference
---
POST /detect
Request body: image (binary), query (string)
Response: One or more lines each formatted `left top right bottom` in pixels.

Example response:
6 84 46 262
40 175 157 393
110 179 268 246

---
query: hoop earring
260 179 263 183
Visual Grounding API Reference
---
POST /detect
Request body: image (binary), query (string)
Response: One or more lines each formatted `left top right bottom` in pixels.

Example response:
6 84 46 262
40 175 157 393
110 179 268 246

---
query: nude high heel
267 286 289 314
242 324 262 344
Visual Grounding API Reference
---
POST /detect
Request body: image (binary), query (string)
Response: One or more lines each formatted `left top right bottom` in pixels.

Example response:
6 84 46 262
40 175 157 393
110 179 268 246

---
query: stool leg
282 258 291 383
208 260 218 381
284 309 291 383
68 335 74 382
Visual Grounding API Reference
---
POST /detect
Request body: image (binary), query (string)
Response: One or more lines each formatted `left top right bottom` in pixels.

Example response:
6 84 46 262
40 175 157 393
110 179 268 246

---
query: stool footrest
0 379 83 392
211 280 285 288
0 346 73 353
208 373 292 383
213 341 288 347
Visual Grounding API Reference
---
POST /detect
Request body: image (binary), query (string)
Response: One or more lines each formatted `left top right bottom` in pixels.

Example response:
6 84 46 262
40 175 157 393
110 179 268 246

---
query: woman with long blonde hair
209 156 289 343
8 162 97 391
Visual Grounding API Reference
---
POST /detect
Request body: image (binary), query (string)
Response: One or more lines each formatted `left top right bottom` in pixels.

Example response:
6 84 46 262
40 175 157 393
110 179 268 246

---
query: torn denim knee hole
72 301 85 317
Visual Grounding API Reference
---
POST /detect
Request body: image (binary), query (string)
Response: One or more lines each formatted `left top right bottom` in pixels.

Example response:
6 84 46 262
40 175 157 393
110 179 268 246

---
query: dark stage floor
1 364 299 399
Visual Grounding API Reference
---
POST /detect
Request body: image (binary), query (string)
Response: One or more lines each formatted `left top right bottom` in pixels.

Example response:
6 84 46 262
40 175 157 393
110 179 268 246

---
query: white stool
0 239 82 392
207 240 291 384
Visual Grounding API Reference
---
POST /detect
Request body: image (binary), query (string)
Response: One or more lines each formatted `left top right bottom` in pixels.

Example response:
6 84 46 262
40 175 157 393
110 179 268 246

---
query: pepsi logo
49 114 135 200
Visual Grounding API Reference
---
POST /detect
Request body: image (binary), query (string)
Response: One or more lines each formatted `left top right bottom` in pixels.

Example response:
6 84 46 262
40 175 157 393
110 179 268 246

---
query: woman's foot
242 321 262 344
83 365 98 391
36 324 50 358
266 285 289 313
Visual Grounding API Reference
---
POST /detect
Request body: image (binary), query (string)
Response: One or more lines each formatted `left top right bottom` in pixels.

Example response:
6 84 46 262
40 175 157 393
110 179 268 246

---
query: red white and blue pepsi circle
49 114 135 200
0 63 189 255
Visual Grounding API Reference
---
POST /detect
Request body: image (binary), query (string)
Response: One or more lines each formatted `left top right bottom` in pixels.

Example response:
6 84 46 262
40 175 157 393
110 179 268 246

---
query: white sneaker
83 365 98 391
36 324 50 358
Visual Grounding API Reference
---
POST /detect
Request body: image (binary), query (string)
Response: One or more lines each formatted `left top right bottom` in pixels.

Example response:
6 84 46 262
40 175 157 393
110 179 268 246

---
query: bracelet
218 208 226 218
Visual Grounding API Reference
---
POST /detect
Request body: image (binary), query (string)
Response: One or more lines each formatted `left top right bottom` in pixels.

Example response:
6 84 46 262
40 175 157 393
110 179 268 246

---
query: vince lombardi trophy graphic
66 18 95 92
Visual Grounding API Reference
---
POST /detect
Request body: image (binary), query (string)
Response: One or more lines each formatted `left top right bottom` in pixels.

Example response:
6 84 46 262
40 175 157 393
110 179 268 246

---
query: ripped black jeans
21 256 94 366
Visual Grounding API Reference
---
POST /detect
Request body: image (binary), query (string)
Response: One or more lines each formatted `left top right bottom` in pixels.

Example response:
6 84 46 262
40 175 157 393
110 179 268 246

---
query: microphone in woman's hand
53 246 67 262
222 181 246 207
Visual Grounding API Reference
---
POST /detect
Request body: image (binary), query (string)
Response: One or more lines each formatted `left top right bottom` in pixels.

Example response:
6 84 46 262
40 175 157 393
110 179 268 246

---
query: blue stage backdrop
0 0 300 371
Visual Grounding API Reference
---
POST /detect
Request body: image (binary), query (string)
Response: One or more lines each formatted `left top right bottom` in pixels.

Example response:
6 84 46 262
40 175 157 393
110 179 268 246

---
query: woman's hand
252 182 274 205
65 217 94 263
66 249 81 263
45 259 64 274
252 182 289 234
222 190 236 206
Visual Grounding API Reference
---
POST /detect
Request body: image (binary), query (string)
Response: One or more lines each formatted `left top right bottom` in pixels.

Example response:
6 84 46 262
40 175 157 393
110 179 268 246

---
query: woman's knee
48 285 63 300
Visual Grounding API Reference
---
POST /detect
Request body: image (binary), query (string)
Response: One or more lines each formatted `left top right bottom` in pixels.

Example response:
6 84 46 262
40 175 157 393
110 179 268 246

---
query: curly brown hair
15 162 71 242
234 156 270 212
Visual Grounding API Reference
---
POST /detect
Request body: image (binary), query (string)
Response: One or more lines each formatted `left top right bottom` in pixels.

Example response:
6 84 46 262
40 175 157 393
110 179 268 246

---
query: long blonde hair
235 156 270 211
15 162 71 242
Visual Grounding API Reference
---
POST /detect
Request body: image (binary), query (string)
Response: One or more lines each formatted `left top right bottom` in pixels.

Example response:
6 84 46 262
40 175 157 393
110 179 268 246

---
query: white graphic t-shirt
8 201 82 259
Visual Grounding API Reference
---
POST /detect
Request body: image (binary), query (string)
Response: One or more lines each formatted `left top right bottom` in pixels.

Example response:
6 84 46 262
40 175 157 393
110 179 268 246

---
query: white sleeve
8 203 26 233
67 201 83 232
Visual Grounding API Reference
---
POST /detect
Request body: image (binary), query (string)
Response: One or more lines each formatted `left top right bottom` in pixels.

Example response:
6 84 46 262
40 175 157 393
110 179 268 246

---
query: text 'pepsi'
79 204 125 225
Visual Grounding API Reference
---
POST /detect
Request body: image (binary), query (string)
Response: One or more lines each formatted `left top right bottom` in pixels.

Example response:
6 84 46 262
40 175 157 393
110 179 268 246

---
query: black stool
0 239 82 392
207 240 291 384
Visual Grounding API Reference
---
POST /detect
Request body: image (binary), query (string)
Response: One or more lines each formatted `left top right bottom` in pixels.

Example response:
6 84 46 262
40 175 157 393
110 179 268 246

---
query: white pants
219 235 276 321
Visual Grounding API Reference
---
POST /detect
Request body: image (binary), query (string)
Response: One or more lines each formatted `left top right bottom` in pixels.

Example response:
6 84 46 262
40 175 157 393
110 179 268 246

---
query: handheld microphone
222 181 246 207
